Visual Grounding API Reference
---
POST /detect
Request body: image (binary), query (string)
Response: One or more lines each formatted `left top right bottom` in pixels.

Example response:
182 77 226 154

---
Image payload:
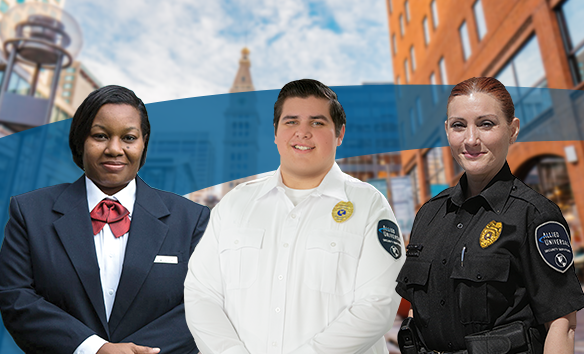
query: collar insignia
480 220 503 248
332 201 353 223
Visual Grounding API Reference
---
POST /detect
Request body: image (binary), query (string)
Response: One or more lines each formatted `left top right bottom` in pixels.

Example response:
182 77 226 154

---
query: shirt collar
450 162 514 214
86 176 137 216
256 162 348 201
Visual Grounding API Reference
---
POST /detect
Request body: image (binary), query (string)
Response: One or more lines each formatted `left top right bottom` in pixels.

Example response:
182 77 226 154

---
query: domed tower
223 47 260 193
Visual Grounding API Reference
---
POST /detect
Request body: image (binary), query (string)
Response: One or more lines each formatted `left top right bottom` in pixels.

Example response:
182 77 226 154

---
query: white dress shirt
74 177 136 354
185 163 405 354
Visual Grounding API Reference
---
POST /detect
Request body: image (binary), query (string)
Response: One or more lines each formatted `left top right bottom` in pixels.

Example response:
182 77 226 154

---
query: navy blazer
0 176 210 354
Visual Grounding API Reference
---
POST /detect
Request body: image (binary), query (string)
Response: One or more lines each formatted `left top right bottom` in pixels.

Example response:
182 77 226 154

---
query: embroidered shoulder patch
535 221 573 273
378 220 401 259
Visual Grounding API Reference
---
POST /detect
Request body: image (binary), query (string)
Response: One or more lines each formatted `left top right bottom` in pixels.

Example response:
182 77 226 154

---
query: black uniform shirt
396 162 584 351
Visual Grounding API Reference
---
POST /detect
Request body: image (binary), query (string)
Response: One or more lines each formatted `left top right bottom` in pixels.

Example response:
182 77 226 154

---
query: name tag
154 255 178 264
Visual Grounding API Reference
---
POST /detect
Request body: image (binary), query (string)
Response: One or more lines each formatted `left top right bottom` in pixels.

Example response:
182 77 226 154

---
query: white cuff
73 334 108 354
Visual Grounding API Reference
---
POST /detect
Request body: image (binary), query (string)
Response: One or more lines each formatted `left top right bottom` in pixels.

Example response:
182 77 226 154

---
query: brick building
387 0 584 246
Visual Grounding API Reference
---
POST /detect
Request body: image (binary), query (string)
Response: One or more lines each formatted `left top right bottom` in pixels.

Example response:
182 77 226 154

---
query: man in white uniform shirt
185 79 405 354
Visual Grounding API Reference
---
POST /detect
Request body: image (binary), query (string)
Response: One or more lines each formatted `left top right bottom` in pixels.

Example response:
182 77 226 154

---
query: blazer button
404 277 409 283
476 274 482 280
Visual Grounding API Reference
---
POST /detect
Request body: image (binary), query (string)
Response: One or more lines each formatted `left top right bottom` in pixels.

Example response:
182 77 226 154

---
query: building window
424 147 448 197
404 58 409 83
557 0 584 85
460 21 471 60
431 0 439 29
495 35 549 126
63 83 72 89
392 34 397 55
473 0 487 40
66 67 76 73
62 91 71 97
0 1 9 13
388 0 393 13
439 57 448 85
408 165 420 206
405 0 410 22
410 46 416 72
423 17 430 45
416 96 423 125
430 72 438 103
409 107 416 134
399 14 405 36
65 75 74 81
16 0 25 3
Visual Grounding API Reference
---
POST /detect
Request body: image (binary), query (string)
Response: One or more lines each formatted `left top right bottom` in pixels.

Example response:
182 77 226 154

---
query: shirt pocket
218 228 264 290
303 230 363 295
396 260 432 324
450 254 510 325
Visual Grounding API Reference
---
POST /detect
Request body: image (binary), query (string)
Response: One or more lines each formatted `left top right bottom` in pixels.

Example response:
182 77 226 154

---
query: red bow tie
90 199 131 238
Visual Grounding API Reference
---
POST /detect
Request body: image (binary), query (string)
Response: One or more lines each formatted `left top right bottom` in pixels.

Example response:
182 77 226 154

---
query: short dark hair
273 79 346 136
448 77 515 124
69 85 150 170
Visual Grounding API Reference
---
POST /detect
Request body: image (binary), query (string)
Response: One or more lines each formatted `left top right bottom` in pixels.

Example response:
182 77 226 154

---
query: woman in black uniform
396 77 584 354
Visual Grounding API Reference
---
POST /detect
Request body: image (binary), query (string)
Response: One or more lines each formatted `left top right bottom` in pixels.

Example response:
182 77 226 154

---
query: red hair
447 77 515 123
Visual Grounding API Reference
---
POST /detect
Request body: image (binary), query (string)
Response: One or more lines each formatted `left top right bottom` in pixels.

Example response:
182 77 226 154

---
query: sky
64 0 395 104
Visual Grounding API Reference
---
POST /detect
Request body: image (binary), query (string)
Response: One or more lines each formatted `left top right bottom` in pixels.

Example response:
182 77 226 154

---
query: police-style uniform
396 162 584 352
185 163 405 354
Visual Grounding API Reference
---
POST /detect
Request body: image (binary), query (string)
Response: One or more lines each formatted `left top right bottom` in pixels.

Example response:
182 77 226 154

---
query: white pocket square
154 255 178 264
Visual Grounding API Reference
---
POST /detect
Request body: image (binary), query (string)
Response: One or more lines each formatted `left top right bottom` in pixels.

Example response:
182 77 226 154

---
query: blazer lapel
108 177 170 334
52 176 110 337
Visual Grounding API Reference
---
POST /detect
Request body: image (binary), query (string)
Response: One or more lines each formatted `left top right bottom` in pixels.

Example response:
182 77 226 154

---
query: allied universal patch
332 201 354 223
480 220 503 248
535 221 573 273
378 219 402 259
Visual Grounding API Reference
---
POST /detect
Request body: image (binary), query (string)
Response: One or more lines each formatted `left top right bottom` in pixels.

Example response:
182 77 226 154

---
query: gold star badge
480 220 503 248
332 201 354 223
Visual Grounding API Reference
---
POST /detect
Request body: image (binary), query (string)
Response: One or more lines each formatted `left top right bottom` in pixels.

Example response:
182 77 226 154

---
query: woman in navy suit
0 86 210 354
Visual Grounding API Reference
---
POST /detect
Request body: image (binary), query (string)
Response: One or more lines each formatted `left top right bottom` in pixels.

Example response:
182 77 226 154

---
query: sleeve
0 197 97 354
518 201 584 325
290 192 406 354
120 204 211 354
184 200 251 354
74 335 108 354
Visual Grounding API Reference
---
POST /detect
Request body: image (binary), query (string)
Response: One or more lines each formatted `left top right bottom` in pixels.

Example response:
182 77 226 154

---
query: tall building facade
388 0 584 247
222 47 260 196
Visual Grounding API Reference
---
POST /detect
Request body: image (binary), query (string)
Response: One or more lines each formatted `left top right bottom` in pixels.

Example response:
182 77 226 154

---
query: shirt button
109 253 114 259
275 307 281 313
442 259 447 265
234 240 239 244
476 274 482 280
440 299 445 306
291 214 296 219
283 243 289 248
331 242 336 247
272 342 277 347
404 277 409 283
108 289 114 296
278 275 284 280
457 223 463 229
448 342 453 349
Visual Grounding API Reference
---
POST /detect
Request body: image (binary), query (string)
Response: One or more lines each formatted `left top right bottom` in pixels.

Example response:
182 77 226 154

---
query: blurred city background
0 0 584 353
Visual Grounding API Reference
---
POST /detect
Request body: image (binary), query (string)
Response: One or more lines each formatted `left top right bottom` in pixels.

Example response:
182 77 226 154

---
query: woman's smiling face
446 92 519 182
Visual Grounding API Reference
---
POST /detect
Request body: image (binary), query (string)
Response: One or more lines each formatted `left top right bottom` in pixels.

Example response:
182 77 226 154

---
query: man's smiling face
274 96 344 188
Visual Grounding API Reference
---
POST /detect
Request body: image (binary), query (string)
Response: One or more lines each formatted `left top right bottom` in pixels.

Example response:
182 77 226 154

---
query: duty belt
398 318 542 354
